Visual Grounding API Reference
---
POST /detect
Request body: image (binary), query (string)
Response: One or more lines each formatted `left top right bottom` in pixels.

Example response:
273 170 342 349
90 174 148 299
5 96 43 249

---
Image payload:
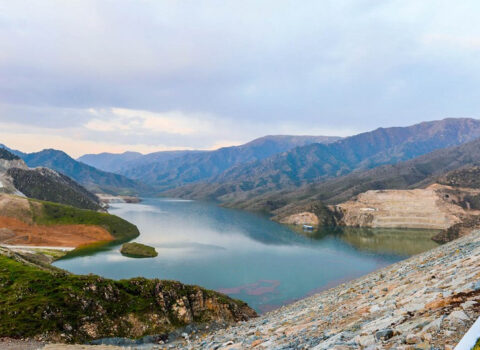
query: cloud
85 108 214 136
0 0 480 155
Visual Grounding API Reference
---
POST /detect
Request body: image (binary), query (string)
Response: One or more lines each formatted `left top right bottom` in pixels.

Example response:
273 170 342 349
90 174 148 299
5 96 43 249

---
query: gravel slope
168 230 480 349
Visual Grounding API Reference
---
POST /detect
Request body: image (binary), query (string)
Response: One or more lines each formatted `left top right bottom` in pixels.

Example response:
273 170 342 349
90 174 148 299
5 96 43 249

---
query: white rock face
334 184 478 229
280 211 320 226
0 158 28 173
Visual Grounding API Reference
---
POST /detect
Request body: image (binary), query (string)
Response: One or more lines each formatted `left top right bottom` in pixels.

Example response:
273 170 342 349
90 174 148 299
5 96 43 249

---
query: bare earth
0 194 113 248
0 216 113 248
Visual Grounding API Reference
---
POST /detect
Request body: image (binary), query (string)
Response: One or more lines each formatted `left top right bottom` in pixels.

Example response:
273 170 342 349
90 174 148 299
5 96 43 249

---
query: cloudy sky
1 1 480 157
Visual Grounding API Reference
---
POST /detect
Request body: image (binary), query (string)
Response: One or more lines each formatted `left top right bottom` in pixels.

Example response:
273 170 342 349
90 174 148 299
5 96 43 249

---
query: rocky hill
19 149 151 196
165 118 480 202
0 246 256 343
119 135 340 190
0 148 102 211
7 167 102 211
0 148 21 161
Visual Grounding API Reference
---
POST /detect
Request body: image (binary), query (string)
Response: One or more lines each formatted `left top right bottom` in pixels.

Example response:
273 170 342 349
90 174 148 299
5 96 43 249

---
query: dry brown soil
0 216 113 247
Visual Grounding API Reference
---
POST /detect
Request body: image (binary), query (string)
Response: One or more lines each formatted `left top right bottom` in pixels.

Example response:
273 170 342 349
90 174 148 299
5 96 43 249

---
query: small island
120 242 158 258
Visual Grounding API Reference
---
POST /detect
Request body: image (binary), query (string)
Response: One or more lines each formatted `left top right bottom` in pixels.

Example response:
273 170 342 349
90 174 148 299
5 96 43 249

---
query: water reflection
292 226 439 256
54 199 440 312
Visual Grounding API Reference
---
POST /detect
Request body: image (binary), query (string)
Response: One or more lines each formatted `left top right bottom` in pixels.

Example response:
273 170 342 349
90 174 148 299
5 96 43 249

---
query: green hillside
0 249 255 342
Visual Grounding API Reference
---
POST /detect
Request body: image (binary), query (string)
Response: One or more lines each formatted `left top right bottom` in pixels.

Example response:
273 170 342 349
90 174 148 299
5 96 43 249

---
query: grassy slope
0 252 253 342
31 200 140 243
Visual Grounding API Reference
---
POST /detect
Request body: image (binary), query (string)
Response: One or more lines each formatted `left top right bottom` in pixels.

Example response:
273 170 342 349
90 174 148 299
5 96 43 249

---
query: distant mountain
78 150 203 173
165 118 480 202
78 151 143 173
121 135 341 189
225 136 480 219
0 148 102 210
19 149 151 196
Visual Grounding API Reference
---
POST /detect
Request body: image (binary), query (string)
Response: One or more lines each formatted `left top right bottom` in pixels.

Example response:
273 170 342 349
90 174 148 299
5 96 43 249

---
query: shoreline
167 229 480 349
3 226 478 348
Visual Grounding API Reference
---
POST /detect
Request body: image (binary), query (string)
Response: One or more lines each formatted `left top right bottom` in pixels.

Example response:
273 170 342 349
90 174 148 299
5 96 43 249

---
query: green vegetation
0 251 254 342
121 242 158 258
31 200 140 243
473 338 480 350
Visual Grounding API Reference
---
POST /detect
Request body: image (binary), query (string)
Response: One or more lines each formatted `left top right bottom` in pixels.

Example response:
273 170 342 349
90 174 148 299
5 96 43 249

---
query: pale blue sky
0 0 479 156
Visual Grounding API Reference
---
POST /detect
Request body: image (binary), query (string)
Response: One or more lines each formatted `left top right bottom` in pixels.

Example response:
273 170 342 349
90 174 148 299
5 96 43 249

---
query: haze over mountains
80 135 341 190
78 150 203 174
3 118 480 213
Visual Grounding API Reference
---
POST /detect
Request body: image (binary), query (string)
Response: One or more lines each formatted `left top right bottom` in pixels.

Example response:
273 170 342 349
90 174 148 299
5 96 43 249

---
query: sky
1 0 480 157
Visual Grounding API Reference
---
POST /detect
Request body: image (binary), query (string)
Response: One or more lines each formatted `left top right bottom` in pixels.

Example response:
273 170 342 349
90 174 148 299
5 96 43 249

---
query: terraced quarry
335 184 469 230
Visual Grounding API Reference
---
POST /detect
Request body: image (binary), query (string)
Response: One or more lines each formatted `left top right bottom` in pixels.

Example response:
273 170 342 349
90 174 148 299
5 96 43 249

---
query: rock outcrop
169 230 480 349
279 211 319 226
0 247 257 343
280 184 480 244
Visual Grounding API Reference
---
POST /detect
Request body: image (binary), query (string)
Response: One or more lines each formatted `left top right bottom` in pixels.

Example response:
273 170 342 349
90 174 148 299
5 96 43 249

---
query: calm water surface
54 198 439 313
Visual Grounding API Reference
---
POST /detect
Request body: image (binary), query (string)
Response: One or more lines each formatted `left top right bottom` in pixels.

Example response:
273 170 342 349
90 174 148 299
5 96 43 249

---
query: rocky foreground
0 247 256 344
167 230 480 349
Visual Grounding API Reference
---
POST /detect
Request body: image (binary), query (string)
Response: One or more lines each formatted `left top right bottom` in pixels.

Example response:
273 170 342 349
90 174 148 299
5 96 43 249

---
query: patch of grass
120 242 158 258
473 337 480 350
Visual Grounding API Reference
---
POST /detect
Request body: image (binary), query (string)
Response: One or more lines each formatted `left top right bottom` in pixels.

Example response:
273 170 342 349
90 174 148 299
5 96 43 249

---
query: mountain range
163 118 480 203
228 136 480 220
1 146 151 196
78 150 203 174
4 118 480 217
0 148 102 210
81 135 341 190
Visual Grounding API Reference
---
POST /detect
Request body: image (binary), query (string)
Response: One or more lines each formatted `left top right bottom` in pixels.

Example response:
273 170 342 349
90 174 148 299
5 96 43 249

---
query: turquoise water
53 198 438 313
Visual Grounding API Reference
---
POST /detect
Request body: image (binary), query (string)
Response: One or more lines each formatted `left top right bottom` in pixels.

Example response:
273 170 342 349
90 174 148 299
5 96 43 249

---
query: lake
54 198 439 313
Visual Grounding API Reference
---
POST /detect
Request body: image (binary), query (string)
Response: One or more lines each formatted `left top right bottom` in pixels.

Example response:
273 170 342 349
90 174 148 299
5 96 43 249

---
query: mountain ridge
164 118 480 203
18 149 151 196
121 135 341 189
